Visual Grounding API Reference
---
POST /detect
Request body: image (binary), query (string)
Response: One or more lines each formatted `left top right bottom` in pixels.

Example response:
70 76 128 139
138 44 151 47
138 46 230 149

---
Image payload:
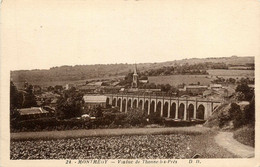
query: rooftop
83 95 107 103
18 107 49 115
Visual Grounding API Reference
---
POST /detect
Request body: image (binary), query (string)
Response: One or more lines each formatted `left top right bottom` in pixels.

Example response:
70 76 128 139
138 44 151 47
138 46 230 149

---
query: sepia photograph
1 0 259 166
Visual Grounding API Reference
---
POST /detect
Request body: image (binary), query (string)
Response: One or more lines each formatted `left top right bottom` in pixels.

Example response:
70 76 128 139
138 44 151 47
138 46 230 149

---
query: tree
10 81 22 119
56 88 83 119
236 83 250 94
243 99 255 125
163 84 171 92
229 103 241 118
227 78 236 84
54 85 63 93
10 81 19 109
235 83 254 101
23 84 37 108
124 108 147 126
47 86 54 92
229 103 243 128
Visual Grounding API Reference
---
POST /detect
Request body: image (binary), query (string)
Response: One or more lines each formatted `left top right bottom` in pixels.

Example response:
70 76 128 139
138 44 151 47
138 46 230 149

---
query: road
215 131 254 158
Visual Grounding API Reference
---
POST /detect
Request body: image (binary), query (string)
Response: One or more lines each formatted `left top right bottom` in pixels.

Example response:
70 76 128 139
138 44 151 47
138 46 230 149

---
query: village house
203 87 235 99
17 107 55 120
82 95 107 112
101 86 121 94
139 76 149 84
78 85 96 93
179 85 208 95
209 84 222 90
65 83 75 90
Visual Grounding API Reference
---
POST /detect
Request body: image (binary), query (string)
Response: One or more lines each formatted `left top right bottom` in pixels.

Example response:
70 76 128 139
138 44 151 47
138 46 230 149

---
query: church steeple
132 64 138 88
133 64 138 75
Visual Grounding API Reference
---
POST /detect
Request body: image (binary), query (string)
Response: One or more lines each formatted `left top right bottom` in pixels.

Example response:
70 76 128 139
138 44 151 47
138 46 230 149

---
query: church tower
132 64 138 88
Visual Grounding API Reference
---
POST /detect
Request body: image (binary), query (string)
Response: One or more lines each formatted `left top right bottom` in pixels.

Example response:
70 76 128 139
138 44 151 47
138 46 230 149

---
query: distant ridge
11 56 254 84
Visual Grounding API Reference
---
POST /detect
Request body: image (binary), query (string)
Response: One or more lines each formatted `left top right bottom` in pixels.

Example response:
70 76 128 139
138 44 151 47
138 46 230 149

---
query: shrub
235 83 254 101
218 112 230 128
218 102 255 129
148 111 164 125
243 99 255 125
124 108 147 126
101 112 126 126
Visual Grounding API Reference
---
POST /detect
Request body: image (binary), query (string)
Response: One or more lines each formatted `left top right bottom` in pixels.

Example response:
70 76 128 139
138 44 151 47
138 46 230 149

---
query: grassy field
207 69 254 79
14 75 124 89
14 79 87 89
148 75 211 86
11 126 210 141
148 69 254 86
233 125 255 147
188 130 237 158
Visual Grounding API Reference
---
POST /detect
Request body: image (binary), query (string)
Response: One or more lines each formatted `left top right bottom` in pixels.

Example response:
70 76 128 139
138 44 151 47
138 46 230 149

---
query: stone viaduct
106 94 222 120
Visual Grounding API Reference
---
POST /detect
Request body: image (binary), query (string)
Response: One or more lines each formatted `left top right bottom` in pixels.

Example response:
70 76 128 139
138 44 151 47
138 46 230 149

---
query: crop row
11 134 192 159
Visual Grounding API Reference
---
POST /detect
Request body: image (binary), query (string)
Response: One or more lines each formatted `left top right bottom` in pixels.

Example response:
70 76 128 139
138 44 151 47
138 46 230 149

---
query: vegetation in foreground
233 125 255 147
189 131 237 158
205 82 255 148
11 134 193 159
10 128 237 159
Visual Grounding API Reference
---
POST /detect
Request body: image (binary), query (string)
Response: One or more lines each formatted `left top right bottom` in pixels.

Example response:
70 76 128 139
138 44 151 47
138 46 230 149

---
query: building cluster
15 64 238 120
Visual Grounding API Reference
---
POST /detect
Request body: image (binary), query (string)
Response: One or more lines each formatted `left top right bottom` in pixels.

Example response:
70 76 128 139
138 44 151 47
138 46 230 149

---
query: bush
235 83 254 101
101 112 126 126
229 103 244 128
124 108 147 126
218 112 230 128
148 111 164 125
218 102 255 129
243 99 255 125
10 117 93 132
164 120 205 127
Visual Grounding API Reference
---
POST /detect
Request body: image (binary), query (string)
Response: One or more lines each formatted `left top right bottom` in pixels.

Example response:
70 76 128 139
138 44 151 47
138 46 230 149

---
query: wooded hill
11 56 254 83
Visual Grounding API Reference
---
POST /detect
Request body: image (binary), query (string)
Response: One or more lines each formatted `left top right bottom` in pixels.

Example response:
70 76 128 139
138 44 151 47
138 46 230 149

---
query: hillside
204 101 250 129
11 56 254 85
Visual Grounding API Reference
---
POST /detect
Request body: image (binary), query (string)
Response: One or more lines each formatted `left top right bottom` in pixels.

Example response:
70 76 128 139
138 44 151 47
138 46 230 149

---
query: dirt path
215 131 254 158
11 126 210 141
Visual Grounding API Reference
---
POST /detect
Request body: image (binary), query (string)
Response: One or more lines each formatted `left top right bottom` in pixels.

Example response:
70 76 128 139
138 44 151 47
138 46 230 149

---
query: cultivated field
10 127 237 159
148 75 211 86
11 134 192 159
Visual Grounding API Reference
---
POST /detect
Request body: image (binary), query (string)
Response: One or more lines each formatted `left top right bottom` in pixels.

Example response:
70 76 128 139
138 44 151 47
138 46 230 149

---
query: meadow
13 76 124 89
207 69 254 78
148 69 254 86
148 75 211 86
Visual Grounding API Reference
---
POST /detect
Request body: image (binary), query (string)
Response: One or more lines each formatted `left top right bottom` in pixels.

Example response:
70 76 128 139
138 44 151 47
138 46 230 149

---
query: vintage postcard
0 0 259 166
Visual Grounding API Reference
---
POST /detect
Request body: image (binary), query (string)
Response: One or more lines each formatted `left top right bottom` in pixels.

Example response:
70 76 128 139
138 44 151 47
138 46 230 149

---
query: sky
1 0 260 70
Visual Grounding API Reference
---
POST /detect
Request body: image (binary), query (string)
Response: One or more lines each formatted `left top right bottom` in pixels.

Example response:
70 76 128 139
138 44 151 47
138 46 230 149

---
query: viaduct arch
106 94 222 120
